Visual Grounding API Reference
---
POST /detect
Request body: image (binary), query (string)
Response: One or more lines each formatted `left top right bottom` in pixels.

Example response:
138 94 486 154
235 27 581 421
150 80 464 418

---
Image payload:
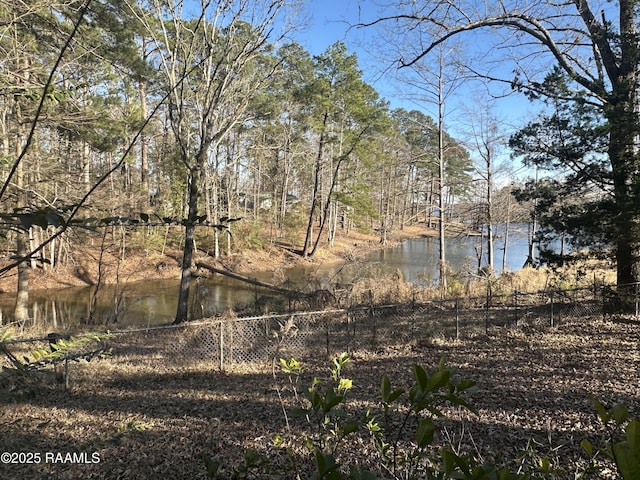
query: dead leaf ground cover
1 316 638 479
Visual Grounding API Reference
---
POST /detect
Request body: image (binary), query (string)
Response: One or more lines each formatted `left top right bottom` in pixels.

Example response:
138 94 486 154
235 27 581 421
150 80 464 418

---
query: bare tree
134 0 295 323
363 0 640 286
0 0 199 326
391 43 469 290
0 0 95 323
463 97 508 275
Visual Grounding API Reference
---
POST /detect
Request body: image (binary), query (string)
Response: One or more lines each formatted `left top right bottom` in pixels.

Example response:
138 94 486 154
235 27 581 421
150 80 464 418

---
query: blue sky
291 0 363 55
289 1 401 103
288 1 537 178
289 1 537 119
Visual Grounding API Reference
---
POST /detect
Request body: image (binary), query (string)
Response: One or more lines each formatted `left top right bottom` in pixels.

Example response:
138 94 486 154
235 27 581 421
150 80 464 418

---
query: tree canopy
365 0 640 285
0 0 478 321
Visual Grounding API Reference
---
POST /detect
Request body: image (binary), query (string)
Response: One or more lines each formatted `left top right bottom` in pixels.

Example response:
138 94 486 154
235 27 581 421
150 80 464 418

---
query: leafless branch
0 0 93 203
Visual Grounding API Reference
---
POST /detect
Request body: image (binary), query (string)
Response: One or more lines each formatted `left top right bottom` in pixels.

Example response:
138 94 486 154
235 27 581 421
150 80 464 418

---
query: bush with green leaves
204 354 639 480
205 354 513 479
0 331 111 398
579 399 640 480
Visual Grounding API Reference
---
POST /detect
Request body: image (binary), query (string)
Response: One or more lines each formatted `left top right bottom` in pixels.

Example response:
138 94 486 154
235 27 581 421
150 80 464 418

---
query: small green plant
0 331 112 398
578 398 640 480
205 356 640 480
205 354 524 479
364 358 499 480
285 352 358 460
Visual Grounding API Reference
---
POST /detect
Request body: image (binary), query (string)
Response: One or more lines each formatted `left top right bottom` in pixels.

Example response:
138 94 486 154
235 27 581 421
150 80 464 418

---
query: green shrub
205 355 512 479
204 355 639 480
579 399 640 480
233 222 265 250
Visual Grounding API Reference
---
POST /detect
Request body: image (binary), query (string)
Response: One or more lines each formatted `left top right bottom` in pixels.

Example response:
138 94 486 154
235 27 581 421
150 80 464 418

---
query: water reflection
369 230 533 284
291 226 534 287
0 225 536 327
0 277 261 330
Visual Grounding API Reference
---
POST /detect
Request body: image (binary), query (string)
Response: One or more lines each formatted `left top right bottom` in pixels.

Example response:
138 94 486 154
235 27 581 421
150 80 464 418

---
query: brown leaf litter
1 317 638 479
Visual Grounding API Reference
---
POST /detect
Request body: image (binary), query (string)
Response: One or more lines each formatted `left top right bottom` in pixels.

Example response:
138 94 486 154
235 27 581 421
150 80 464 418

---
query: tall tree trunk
608 0 640 286
437 77 447 290
213 175 220 259
174 167 200 324
13 97 29 323
15 232 30 323
427 176 435 228
486 158 494 273
609 104 640 285
226 177 232 257
308 124 365 257
83 141 91 187
279 148 290 234
310 152 349 256
139 78 149 207
302 123 327 257
502 183 512 273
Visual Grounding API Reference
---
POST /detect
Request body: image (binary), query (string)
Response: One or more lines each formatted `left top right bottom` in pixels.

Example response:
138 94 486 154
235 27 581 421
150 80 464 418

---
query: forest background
0 0 627 325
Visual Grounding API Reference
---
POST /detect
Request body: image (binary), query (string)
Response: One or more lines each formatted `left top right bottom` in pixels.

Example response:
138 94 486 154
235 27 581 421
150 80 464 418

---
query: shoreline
0 223 618 319
0 224 436 295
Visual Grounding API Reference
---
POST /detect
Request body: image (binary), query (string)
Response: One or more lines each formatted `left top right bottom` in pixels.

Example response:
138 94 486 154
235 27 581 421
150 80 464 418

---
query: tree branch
371 5 612 101
0 0 93 203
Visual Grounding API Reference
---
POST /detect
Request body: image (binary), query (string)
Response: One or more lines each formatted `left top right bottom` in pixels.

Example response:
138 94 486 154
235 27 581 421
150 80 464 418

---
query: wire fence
2 282 638 381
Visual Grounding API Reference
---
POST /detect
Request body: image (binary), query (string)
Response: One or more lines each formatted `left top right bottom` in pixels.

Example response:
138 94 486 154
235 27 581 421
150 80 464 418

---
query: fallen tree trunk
195 262 301 296
195 262 337 310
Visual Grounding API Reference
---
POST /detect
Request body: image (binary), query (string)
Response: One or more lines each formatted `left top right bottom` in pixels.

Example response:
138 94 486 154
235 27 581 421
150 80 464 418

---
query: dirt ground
0 225 431 294
1 316 638 479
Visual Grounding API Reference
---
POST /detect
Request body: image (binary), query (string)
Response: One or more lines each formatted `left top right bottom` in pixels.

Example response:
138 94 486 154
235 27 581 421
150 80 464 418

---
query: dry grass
343 261 616 309
1 315 638 480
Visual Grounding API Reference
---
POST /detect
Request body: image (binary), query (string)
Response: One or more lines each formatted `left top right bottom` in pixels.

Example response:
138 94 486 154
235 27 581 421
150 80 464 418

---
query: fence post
369 294 378 350
63 354 70 391
635 283 639 318
549 290 554 328
219 321 224 370
485 285 490 335
455 298 460 340
513 290 518 327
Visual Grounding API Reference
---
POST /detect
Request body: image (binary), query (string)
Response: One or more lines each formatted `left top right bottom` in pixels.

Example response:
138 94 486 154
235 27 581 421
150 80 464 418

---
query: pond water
0 224 536 328
305 225 533 286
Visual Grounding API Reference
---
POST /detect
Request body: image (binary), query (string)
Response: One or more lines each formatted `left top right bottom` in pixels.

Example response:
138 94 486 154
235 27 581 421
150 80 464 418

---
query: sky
290 1 362 56
287 0 539 179
289 1 411 106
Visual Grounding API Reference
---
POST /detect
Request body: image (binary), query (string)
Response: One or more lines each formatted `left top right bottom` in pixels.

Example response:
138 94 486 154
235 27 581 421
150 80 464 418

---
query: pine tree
510 70 612 264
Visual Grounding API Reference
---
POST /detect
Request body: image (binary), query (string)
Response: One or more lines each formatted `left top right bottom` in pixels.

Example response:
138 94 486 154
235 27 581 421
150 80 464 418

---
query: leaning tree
364 0 640 286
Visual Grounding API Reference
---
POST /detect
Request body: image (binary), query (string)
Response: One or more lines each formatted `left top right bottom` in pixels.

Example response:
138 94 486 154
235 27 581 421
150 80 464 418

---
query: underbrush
206 353 639 480
345 263 612 308
1 318 638 480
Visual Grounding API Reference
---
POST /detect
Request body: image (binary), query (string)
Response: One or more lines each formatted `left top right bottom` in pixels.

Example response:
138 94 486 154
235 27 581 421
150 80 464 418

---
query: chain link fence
2 283 637 376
